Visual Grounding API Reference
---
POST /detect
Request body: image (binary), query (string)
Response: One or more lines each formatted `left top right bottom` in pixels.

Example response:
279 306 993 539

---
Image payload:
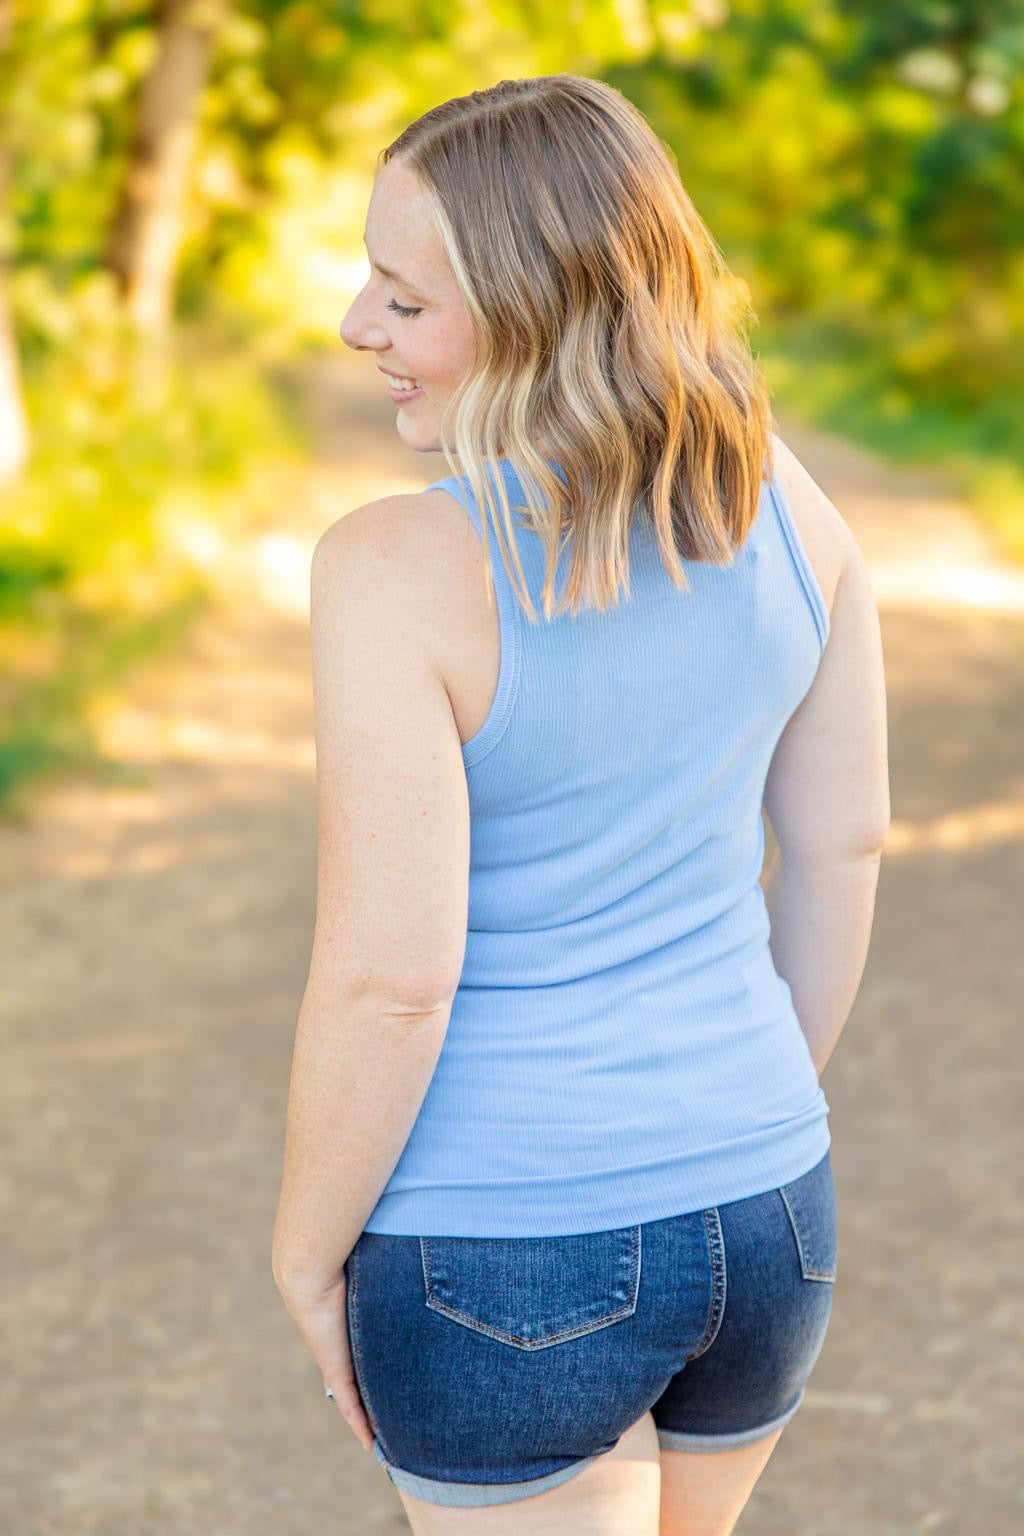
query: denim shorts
344 1148 838 1509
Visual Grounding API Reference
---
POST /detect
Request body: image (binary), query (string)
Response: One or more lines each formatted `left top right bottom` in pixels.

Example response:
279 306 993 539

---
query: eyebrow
361 232 428 300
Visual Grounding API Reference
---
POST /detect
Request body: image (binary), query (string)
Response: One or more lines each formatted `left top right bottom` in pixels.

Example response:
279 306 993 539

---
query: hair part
379 73 776 622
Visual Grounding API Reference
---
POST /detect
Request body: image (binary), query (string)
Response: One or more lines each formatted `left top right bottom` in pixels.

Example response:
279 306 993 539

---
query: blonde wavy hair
380 73 776 622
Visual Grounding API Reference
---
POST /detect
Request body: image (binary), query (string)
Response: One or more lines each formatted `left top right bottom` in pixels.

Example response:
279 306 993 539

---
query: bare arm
762 476 891 1078
272 499 469 1292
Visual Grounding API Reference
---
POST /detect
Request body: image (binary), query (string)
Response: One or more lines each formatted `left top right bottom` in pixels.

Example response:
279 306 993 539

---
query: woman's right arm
761 493 891 1079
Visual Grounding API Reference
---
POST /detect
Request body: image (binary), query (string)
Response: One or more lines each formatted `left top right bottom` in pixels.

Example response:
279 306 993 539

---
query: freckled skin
338 159 477 456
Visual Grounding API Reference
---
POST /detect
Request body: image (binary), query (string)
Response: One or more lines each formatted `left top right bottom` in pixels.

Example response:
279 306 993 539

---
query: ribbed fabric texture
362 456 832 1237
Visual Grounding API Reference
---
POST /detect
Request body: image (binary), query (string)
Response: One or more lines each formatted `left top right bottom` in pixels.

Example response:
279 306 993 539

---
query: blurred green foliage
1 0 1023 810
0 308 307 811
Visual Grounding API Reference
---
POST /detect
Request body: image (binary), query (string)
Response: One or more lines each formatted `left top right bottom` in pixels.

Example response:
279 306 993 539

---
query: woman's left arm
272 497 471 1295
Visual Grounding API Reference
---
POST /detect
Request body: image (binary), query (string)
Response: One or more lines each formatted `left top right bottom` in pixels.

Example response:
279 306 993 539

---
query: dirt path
3 351 1023 1534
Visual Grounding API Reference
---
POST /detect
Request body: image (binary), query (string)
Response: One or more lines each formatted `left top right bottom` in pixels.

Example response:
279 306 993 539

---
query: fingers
326 1379 375 1451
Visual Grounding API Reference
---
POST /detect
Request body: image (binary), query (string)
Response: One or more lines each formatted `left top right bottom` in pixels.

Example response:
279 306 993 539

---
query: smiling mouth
381 370 420 389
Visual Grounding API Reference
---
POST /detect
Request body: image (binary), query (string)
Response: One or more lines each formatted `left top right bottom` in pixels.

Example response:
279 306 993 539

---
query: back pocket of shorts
778 1152 838 1283
420 1225 642 1350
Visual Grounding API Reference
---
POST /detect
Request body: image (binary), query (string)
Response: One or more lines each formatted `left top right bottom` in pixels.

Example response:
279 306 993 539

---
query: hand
276 1271 375 1453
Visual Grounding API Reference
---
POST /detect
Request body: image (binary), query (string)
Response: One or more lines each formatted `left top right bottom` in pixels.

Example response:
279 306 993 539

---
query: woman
271 74 890 1536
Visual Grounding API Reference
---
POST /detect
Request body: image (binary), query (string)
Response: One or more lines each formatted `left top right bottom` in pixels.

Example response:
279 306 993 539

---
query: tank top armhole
423 474 523 767
767 471 831 654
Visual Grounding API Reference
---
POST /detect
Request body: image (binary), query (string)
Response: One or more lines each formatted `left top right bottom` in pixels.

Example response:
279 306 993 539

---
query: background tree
0 0 29 482
106 0 230 334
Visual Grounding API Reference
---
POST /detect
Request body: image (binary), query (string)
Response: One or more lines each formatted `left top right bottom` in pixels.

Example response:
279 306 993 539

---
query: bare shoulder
314 486 467 557
310 487 482 668
769 432 859 611
312 487 478 584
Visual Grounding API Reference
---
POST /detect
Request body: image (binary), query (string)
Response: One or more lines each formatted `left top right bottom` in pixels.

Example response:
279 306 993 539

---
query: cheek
429 331 474 387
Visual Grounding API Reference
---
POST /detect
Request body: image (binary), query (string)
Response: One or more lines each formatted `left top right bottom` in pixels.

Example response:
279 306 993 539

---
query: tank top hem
423 472 524 765
361 1112 831 1238
767 473 831 652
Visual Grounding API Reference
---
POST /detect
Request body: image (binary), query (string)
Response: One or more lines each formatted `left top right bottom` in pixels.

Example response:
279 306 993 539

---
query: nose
339 288 388 352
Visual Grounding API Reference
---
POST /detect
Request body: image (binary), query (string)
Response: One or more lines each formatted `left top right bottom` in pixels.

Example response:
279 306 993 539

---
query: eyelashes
386 298 422 319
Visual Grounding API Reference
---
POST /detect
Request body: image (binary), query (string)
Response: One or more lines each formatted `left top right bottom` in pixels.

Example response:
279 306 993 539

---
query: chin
397 420 441 454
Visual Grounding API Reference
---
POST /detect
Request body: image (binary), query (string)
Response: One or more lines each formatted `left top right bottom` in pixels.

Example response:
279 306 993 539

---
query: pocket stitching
778 1184 837 1283
686 1207 727 1361
420 1227 642 1350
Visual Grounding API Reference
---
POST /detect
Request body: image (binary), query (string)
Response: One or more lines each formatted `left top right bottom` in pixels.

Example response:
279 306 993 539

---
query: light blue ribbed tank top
362 456 831 1237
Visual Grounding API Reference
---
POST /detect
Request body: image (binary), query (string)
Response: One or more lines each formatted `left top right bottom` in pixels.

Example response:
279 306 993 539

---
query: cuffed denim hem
655 1386 806 1453
371 1436 608 1507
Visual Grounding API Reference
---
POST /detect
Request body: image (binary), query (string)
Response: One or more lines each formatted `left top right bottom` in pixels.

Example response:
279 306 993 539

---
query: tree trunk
0 0 29 482
106 0 229 334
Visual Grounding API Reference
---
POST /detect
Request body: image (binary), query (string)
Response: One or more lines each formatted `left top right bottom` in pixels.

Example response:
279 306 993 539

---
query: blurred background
2 3 1023 1533
2 0 1024 811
